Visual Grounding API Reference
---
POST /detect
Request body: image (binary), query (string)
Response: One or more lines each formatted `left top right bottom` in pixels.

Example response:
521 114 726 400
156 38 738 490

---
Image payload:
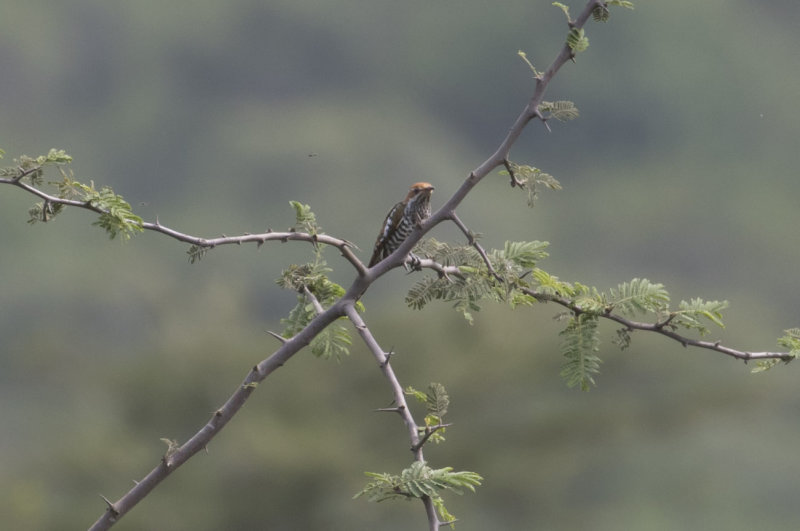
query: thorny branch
524 289 795 362
412 256 794 363
0 173 365 271
342 304 443 530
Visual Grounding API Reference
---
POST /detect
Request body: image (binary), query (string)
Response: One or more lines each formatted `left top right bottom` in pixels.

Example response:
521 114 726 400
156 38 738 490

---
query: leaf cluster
754 328 800 373
553 278 727 390
406 382 450 444
4 149 142 240
553 1 633 52
277 260 353 360
289 200 321 235
406 239 550 323
408 233 733 390
354 460 482 526
0 148 72 185
66 179 144 240
500 161 562 207
276 203 359 360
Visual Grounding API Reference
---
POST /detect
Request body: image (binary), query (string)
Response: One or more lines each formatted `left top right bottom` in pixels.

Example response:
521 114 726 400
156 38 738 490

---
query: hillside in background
1 2 800 529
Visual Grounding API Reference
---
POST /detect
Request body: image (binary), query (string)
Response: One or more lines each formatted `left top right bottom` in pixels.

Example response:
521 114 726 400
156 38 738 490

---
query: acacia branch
343 303 443 530
0 174 365 271
410 254 794 363
527 289 794 362
88 300 349 530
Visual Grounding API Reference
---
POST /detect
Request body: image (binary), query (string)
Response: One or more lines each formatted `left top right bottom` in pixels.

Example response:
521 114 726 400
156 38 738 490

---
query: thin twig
448 212 503 283
302 286 325 315
411 423 453 453
503 158 525 188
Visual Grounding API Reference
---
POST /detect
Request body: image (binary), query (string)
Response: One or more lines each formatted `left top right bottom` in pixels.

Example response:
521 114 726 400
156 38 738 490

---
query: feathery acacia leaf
539 100 580 122
354 461 482 523
425 382 450 419
289 200 321 235
54 175 143 240
592 5 610 22
498 240 549 269
277 257 354 359
559 314 602 390
407 383 451 444
499 162 562 207
406 270 496 324
605 278 670 316
567 27 589 52
755 328 800 372
777 328 800 353
672 298 728 335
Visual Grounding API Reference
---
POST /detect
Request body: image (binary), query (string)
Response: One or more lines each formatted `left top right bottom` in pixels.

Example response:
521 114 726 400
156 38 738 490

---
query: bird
368 182 435 267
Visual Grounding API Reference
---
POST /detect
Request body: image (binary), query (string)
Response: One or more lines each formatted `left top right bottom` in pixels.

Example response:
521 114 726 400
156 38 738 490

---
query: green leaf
777 327 800 353
501 241 549 269
608 0 635 8
539 100 580 121
289 200 320 235
531 268 579 298
592 5 610 22
559 313 602 390
187 245 209 263
517 49 540 77
605 278 670 316
310 321 352 361
552 2 571 20
406 274 495 323
42 148 72 165
566 27 589 53
425 382 450 419
276 259 351 359
498 162 561 207
354 461 482 524
672 298 728 335
751 359 781 374
404 386 428 403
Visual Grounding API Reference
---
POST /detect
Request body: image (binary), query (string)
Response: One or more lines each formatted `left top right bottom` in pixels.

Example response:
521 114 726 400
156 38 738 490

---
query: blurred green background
2 1 800 529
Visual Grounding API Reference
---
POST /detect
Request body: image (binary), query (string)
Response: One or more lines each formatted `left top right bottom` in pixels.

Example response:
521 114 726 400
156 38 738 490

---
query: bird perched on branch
368 182 435 267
